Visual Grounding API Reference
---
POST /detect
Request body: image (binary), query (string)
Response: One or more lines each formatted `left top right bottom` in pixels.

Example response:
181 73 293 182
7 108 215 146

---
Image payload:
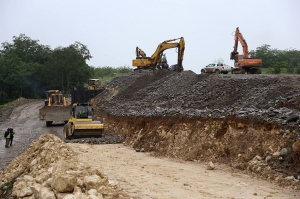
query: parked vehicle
201 60 233 74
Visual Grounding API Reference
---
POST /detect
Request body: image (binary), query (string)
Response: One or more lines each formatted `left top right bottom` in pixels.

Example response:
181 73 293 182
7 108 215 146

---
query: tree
255 44 273 68
44 43 93 93
255 44 300 74
0 34 52 103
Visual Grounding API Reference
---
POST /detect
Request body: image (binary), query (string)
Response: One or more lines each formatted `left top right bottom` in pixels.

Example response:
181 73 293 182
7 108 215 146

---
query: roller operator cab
63 103 104 139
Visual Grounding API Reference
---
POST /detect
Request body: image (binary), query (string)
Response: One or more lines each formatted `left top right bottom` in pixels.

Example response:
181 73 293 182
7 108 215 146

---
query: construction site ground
1 70 300 198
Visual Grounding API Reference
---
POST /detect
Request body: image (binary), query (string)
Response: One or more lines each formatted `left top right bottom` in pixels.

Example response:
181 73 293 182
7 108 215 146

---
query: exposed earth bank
0 71 300 198
92 70 300 188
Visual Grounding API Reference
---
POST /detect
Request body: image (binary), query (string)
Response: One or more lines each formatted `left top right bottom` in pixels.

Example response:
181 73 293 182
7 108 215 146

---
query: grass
101 71 133 84
0 98 24 110
261 68 288 74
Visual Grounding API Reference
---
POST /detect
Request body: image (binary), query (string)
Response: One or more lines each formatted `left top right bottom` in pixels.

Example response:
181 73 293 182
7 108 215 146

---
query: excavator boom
230 27 249 59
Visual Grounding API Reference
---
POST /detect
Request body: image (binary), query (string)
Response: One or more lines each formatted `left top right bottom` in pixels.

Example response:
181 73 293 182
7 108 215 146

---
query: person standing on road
4 128 10 148
9 128 15 146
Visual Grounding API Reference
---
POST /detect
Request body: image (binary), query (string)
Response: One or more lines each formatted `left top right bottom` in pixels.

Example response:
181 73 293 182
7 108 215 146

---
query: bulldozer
63 103 104 139
87 79 102 90
39 90 71 126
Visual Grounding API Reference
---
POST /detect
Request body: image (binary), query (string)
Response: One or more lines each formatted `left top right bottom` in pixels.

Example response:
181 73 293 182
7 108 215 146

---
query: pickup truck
201 62 233 74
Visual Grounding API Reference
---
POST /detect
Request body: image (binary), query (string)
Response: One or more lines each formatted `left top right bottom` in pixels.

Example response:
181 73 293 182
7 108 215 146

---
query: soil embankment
92 71 300 188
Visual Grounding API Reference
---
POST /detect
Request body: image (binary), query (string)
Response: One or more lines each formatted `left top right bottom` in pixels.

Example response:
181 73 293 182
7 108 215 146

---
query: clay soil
1 71 300 198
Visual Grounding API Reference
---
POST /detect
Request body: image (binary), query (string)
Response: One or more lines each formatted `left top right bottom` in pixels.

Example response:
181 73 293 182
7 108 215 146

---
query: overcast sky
1 0 299 73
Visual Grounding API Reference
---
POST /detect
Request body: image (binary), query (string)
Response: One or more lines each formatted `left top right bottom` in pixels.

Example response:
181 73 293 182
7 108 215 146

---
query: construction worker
4 128 11 148
77 110 86 117
9 128 15 146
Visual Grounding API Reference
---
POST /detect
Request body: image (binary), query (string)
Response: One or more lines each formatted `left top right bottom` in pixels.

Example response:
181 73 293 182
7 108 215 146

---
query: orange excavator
230 27 262 74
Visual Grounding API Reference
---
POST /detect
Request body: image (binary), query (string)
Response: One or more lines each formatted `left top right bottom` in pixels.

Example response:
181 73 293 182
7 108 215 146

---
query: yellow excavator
63 103 104 139
132 37 185 72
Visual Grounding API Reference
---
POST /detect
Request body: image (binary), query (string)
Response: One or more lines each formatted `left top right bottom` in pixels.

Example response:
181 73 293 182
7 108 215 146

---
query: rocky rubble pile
65 134 125 144
0 134 129 199
95 71 300 127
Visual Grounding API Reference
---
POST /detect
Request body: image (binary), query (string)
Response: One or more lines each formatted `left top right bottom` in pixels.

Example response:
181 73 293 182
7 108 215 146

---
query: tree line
251 44 300 74
1 34 299 104
0 34 132 104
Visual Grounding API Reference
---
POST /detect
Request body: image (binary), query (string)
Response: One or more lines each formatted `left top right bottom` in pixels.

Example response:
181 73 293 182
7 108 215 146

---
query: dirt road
1 99 300 198
0 99 65 170
70 143 299 199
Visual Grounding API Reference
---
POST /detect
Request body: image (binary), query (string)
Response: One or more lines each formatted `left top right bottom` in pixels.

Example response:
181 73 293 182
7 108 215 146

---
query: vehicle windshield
88 80 95 86
74 105 92 118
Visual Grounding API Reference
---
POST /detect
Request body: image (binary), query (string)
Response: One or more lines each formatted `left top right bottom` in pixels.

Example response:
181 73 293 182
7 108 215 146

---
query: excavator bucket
230 51 238 60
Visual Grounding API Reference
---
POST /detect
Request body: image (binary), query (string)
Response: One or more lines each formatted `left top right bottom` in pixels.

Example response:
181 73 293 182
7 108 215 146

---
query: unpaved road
1 99 300 198
71 143 300 199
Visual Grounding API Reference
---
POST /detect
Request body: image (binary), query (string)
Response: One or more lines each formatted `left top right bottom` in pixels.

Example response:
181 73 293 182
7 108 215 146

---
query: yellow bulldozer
87 79 102 90
39 90 71 126
63 103 104 139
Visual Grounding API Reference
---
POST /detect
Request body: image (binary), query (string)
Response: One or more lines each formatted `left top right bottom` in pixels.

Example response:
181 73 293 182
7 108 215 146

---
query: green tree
0 34 52 103
255 44 273 68
44 42 93 93
255 45 300 74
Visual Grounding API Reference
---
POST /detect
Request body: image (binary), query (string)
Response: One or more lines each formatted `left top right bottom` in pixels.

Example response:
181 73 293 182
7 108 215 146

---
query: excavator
132 37 185 72
230 27 262 74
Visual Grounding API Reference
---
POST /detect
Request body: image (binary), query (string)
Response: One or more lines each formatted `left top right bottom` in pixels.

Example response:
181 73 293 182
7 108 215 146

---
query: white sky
1 0 299 73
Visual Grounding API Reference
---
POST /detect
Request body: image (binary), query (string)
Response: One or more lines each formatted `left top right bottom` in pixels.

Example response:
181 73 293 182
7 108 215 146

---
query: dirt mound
91 72 300 189
0 134 129 198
